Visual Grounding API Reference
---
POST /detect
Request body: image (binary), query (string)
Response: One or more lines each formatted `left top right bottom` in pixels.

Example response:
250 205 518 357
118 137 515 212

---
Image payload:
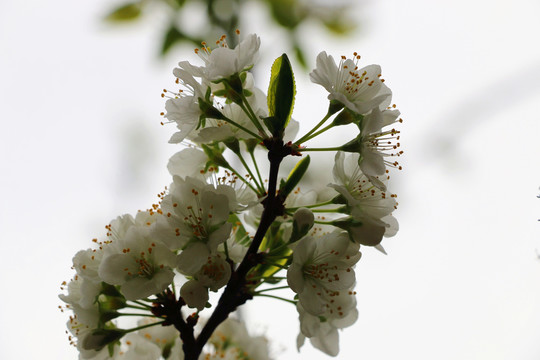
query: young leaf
267 54 296 137
105 3 142 22
279 155 310 198
161 25 185 55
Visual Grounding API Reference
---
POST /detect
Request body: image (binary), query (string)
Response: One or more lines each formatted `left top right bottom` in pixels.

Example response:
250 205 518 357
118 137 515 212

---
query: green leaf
322 15 357 35
267 0 305 28
171 0 186 8
279 155 310 199
105 3 142 22
293 43 307 69
267 54 296 137
161 26 185 55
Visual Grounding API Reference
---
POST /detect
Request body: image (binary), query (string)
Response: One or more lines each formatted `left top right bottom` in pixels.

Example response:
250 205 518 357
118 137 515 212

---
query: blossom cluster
60 32 403 359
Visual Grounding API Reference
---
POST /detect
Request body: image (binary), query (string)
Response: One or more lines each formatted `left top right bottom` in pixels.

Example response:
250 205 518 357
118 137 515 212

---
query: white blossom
217 224 249 264
167 147 209 179
152 176 236 275
193 33 261 81
59 276 101 329
329 151 398 245
135 318 181 355
296 289 358 357
165 69 207 144
209 318 271 360
61 34 405 360
70 249 105 310
65 317 121 360
180 254 231 310
98 221 177 300
287 230 361 315
310 51 391 115
180 278 209 311
120 333 162 360
355 107 403 183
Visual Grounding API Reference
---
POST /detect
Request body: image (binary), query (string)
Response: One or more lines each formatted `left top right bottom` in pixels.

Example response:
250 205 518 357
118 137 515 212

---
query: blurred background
1 0 540 358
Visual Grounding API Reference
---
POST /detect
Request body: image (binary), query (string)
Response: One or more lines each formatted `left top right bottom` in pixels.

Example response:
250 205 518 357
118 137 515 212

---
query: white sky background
1 0 540 359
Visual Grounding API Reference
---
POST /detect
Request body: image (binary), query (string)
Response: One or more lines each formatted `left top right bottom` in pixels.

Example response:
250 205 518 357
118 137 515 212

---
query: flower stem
124 320 167 334
239 93 268 137
314 220 334 225
249 150 265 191
248 275 286 281
225 164 261 195
294 107 334 145
119 313 159 318
311 208 342 213
131 300 153 308
125 304 153 311
298 146 343 152
286 200 333 211
223 240 230 261
254 293 297 305
237 151 265 194
301 123 334 142
254 285 290 293
221 114 263 141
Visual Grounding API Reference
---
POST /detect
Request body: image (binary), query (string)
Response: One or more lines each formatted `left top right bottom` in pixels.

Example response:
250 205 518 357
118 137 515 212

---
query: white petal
207 222 232 252
287 264 305 293
122 273 171 301
167 148 208 178
180 280 208 311
299 284 326 315
360 147 386 176
362 107 384 134
296 333 306 351
383 214 399 237
177 242 210 275
348 220 386 246
98 253 133 285
309 51 338 93
310 326 340 357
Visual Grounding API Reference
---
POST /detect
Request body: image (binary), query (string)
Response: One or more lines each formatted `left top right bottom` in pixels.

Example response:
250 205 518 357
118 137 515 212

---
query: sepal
332 107 363 126
198 97 226 129
82 328 125 351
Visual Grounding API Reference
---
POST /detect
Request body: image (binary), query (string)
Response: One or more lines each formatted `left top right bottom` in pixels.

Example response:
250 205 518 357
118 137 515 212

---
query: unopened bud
290 208 314 243
293 207 314 229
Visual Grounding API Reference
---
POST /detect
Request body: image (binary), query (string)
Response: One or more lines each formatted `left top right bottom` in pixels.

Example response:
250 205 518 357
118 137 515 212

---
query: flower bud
294 207 314 230
290 207 314 243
